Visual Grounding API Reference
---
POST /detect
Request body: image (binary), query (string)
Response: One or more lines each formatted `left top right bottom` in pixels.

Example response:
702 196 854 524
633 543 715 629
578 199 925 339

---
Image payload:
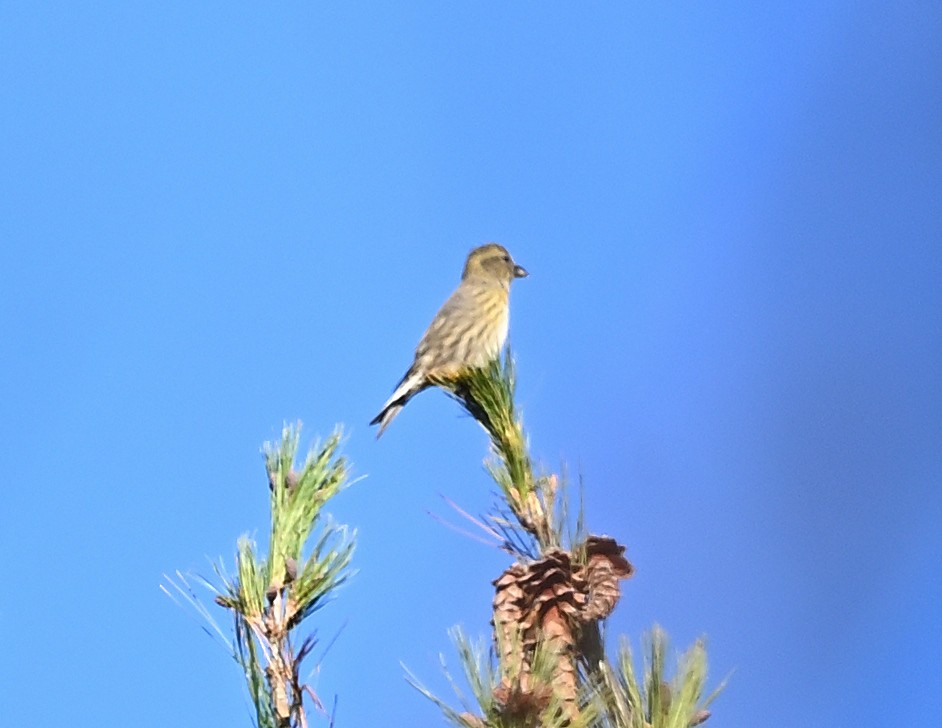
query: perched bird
371 243 528 437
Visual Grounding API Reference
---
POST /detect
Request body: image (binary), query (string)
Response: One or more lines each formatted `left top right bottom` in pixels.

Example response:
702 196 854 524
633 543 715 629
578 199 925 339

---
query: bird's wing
414 283 481 368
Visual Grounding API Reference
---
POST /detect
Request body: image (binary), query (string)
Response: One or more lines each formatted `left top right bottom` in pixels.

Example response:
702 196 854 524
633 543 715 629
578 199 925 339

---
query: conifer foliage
413 354 725 727
164 427 354 728
165 354 723 727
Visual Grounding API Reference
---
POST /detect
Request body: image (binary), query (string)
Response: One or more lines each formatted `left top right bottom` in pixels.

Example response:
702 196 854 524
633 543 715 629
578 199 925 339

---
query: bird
370 243 528 437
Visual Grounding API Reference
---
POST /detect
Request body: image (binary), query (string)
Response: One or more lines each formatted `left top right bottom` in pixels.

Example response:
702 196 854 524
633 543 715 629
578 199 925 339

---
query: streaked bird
371 243 528 437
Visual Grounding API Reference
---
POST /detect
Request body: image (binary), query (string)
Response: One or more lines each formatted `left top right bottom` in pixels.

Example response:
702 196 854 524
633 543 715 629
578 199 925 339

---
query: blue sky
1 3 940 726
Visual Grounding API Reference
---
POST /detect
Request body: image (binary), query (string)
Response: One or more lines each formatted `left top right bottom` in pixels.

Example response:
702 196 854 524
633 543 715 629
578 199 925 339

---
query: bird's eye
503 254 511 262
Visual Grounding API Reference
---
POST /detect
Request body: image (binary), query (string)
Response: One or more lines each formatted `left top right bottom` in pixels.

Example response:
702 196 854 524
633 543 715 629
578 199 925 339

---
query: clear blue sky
1 3 939 726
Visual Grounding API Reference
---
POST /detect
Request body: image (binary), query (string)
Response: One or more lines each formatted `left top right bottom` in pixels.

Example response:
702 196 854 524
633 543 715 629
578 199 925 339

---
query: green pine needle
163 423 355 728
594 627 726 728
441 353 533 500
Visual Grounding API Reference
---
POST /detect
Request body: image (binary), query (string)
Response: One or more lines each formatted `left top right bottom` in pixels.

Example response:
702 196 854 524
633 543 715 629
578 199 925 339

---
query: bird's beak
513 264 529 278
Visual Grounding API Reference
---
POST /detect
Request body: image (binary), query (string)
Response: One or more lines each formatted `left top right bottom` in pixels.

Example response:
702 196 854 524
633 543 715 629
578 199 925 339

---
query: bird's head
462 243 528 285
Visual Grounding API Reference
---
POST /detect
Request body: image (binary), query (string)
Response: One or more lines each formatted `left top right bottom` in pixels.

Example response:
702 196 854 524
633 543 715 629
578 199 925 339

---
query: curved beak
513 264 529 279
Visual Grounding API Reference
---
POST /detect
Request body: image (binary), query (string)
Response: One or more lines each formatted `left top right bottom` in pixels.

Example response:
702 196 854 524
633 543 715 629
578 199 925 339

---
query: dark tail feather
370 401 405 439
370 370 425 438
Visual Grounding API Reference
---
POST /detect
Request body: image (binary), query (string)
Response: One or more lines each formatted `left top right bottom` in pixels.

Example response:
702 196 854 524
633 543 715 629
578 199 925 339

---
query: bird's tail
370 369 426 438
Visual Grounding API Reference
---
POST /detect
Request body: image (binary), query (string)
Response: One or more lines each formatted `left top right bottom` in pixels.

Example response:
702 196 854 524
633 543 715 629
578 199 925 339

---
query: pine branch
406 628 600 728
593 628 726 728
415 351 724 726
163 423 354 728
442 352 571 552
